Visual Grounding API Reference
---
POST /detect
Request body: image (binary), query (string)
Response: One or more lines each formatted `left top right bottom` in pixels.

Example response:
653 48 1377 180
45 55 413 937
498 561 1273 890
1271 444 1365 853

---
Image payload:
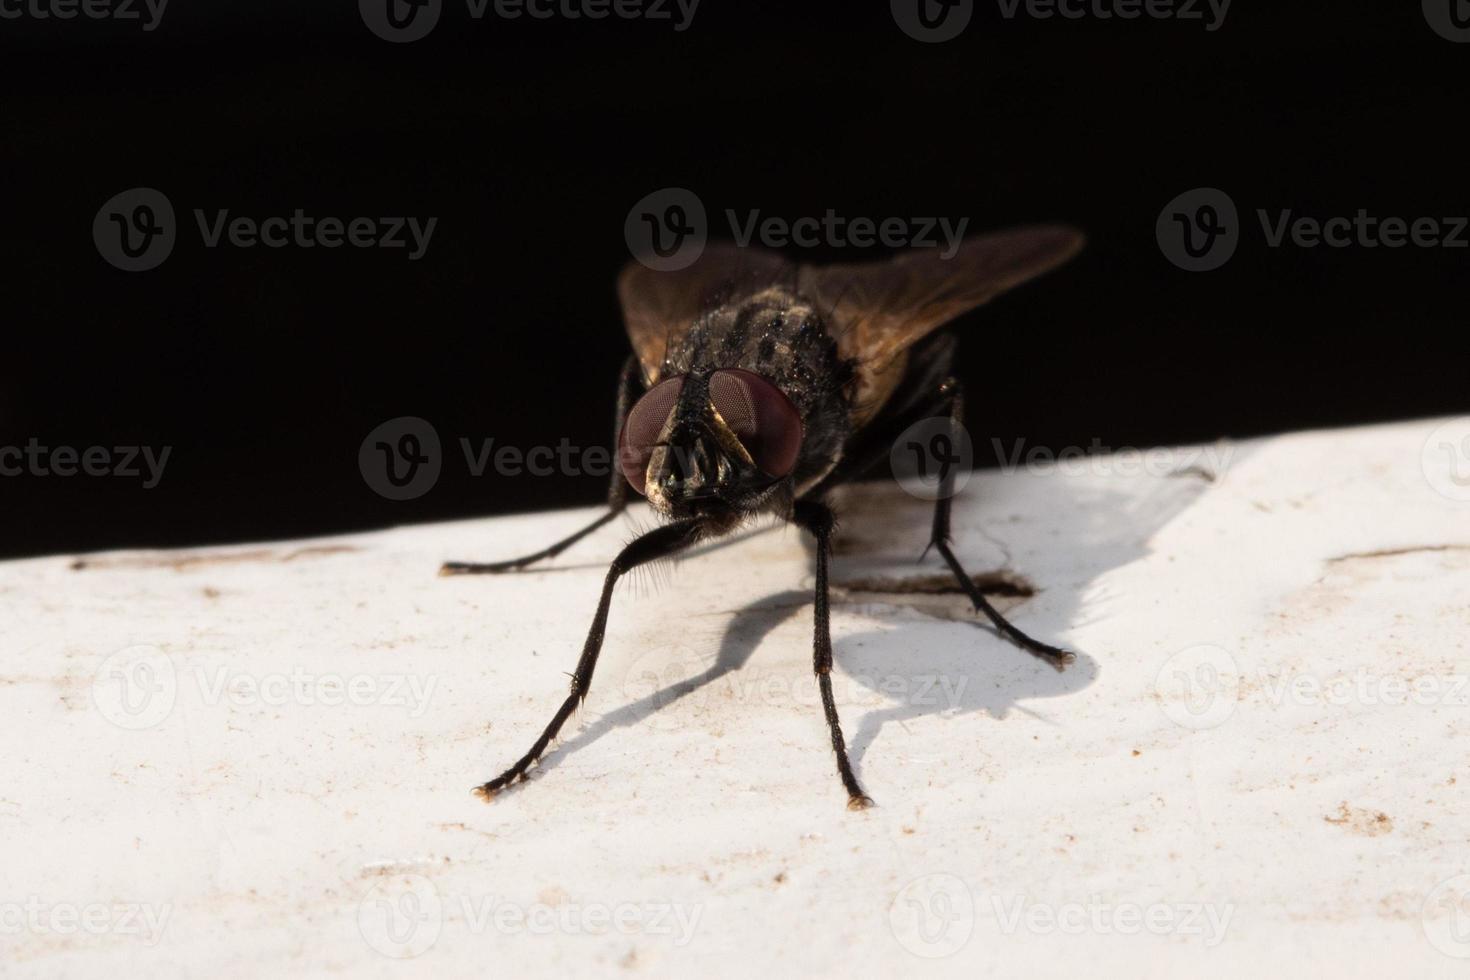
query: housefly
443 226 1084 809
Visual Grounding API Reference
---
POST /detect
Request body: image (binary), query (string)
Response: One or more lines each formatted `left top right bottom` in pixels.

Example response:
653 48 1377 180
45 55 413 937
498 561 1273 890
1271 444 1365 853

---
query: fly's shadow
473 455 1234 796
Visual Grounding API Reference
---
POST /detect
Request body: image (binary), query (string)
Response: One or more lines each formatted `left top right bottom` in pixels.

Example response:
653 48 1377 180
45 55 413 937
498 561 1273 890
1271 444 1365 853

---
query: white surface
3 417 1470 978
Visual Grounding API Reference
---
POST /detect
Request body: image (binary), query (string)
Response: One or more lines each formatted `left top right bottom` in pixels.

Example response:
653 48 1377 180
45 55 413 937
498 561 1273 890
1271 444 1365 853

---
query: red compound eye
617 376 684 495
708 369 803 480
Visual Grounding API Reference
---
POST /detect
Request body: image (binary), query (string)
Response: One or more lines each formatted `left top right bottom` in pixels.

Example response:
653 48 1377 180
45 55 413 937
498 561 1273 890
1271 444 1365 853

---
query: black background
1 1 1462 559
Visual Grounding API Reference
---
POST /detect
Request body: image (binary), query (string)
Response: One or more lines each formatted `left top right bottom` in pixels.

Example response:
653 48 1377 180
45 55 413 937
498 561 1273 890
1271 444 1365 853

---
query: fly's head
618 369 803 524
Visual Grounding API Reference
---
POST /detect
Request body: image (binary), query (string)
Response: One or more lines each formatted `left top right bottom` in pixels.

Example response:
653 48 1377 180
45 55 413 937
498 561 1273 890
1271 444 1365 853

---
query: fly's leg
927 378 1074 671
442 355 642 576
474 517 705 800
793 499 874 811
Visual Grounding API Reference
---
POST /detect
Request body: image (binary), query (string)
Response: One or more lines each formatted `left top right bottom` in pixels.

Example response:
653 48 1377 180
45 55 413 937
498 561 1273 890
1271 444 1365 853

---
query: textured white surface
3 417 1469 978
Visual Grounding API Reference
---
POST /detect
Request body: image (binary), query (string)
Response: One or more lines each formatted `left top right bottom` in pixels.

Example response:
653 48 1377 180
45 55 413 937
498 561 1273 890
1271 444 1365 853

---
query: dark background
1 1 1462 559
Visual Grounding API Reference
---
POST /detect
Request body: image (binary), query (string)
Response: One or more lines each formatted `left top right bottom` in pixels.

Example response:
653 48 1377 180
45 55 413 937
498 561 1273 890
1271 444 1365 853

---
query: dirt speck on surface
1324 803 1393 837
538 885 570 907
1167 465 1217 483
71 544 359 572
1325 544 1470 564
836 571 1035 598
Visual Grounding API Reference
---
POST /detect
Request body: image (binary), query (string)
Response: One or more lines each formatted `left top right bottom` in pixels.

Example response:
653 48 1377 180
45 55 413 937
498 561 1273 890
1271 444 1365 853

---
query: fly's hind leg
441 355 643 576
927 378 1074 671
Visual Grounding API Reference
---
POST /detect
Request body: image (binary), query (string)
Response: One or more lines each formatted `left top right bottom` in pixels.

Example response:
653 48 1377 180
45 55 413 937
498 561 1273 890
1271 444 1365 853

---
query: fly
443 225 1085 809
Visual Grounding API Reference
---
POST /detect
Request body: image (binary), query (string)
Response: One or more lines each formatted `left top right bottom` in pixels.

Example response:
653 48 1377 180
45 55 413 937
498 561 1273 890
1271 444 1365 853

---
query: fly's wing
617 245 795 386
797 225 1084 426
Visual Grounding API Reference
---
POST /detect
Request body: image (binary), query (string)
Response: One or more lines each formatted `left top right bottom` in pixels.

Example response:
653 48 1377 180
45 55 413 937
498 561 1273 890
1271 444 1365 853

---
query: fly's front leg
442 355 643 576
793 499 874 811
474 517 705 800
928 378 1074 671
